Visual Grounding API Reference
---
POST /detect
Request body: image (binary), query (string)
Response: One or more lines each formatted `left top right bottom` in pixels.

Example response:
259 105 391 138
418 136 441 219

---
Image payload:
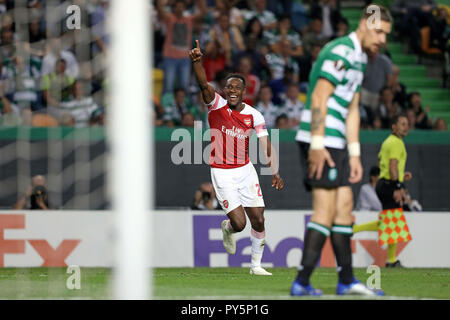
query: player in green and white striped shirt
291 4 393 297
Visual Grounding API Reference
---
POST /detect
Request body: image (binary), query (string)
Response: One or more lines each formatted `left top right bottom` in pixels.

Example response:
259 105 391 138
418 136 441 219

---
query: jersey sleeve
318 44 353 87
207 92 228 113
252 109 269 138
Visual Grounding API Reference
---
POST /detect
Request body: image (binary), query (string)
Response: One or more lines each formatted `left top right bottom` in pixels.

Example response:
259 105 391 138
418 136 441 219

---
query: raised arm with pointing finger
189 40 215 105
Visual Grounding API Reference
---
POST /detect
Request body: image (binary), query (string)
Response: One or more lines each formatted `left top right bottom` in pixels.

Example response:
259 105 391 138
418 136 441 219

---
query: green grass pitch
0 267 449 299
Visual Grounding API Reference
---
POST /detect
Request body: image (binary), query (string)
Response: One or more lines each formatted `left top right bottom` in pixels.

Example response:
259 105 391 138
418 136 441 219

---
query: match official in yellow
353 114 412 267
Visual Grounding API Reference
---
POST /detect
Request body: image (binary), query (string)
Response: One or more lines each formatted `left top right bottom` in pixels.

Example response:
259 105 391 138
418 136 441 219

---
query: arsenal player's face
224 78 246 109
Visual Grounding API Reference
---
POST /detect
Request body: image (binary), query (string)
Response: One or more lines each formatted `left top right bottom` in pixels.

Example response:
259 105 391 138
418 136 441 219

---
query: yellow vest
378 134 407 182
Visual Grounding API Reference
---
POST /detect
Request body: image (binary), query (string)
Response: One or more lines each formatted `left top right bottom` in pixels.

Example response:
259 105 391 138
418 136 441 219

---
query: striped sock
331 224 354 285
296 221 330 286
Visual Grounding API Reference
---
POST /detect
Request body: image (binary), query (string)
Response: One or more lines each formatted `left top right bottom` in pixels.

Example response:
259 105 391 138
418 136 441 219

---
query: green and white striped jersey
295 32 367 149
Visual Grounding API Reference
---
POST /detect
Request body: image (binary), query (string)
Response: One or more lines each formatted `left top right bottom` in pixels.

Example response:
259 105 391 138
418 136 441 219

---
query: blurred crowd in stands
0 0 448 131
153 0 449 131
0 0 106 128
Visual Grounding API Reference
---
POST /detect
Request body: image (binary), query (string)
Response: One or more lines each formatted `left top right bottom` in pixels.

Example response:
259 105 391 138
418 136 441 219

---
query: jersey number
255 184 262 197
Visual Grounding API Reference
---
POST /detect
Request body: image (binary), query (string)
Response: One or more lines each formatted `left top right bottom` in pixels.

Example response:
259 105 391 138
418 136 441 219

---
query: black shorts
375 178 402 210
298 141 351 191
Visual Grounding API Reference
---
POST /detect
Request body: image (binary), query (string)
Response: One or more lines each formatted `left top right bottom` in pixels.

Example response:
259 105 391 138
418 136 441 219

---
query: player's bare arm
258 135 284 190
189 40 215 104
308 78 336 180
346 92 363 184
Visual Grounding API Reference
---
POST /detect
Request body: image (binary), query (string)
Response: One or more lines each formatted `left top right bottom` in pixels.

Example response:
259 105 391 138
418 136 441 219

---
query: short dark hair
361 4 393 23
391 113 408 126
369 166 380 177
225 74 246 87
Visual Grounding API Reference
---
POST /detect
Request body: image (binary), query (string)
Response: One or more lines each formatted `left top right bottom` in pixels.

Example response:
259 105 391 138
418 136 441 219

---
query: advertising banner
1 210 449 268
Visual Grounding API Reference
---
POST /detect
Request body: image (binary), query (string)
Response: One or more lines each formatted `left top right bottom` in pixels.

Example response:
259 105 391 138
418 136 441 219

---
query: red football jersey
208 93 268 169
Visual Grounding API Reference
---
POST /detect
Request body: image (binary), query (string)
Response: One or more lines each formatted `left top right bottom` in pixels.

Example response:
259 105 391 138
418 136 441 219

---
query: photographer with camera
13 175 49 210
192 182 220 210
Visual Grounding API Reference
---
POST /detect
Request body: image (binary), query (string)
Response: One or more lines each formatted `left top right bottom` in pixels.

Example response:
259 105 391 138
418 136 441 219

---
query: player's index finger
196 39 200 49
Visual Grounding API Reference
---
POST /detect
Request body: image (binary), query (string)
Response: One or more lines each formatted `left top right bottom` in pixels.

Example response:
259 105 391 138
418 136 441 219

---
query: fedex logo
193 215 408 267
0 214 80 267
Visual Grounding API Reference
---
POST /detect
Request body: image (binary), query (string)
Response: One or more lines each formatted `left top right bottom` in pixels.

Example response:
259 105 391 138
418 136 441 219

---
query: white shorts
211 162 265 214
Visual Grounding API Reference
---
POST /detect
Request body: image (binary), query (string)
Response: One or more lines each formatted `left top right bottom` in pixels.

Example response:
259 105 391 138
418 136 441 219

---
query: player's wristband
348 142 361 157
310 136 325 150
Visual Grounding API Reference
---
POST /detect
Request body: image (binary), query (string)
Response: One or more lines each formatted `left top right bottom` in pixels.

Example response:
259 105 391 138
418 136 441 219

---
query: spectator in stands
377 87 401 129
41 58 75 107
390 65 408 110
156 0 207 93
11 56 40 111
301 16 329 55
372 115 383 130
243 0 277 31
391 0 438 54
212 0 245 29
297 40 323 92
162 87 192 127
255 85 280 129
356 166 382 211
434 117 448 131
0 28 15 61
333 16 349 39
309 0 343 40
28 17 46 55
242 17 268 55
281 82 304 129
208 11 245 69
202 38 228 82
265 39 299 82
267 0 293 17
406 109 417 131
264 15 303 58
237 18 271 80
192 182 219 210
237 56 260 106
91 0 109 56
13 175 49 210
360 50 394 126
269 65 297 106
408 91 432 129
58 80 101 127
41 37 80 79
181 112 195 127
275 113 290 129
210 69 227 97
